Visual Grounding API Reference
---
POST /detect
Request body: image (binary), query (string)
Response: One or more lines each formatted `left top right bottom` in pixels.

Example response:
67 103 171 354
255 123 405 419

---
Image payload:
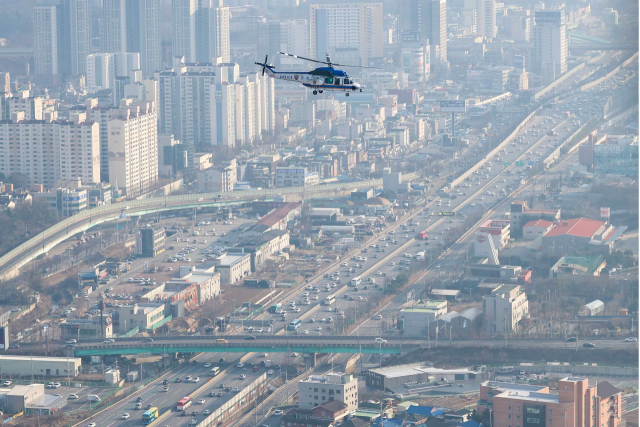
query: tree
7 172 31 189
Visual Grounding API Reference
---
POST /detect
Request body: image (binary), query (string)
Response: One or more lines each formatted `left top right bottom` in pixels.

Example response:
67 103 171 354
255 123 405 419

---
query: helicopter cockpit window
335 78 341 85
344 78 350 84
324 77 333 84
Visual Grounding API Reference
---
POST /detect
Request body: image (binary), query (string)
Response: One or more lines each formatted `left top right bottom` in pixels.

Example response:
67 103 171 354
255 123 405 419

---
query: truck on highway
417 230 428 239
268 303 282 313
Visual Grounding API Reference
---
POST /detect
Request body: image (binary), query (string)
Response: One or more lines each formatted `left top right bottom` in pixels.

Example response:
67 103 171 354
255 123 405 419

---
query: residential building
281 402 350 427
33 187 88 216
208 253 251 285
309 3 383 67
125 0 161 77
197 159 237 192
6 93 44 120
275 167 319 187
400 0 447 68
298 373 358 412
487 378 622 427
33 0 91 82
103 0 127 52
172 0 197 62
482 284 528 334
195 0 231 63
533 11 567 83
158 135 193 177
0 111 100 188
179 68 215 147
107 101 158 196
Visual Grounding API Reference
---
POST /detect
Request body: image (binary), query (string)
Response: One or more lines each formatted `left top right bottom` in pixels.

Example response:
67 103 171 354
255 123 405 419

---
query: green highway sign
438 212 455 216
504 163 510 166
515 160 525 167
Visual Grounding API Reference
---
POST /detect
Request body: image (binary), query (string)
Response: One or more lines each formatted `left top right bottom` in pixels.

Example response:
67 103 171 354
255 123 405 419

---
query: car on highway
189 420 197 426
565 337 577 342
582 342 596 348
68 393 78 399
204 363 211 368
240 374 246 379
203 410 211 415
623 337 637 342
244 336 257 340
274 410 283 416
267 370 274 375
103 338 115 343
198 399 206 404
237 363 244 368
87 424 96 427
375 338 387 343
121 413 130 419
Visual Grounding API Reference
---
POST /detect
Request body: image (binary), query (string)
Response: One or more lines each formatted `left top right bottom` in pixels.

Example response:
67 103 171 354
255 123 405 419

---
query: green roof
559 255 604 274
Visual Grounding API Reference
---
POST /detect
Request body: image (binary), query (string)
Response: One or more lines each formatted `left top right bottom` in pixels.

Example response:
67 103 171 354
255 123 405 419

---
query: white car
121 413 130 420
104 338 115 343
240 374 246 379
198 399 206 404
3 380 12 386
267 370 274 375
204 363 211 368
375 338 387 343
65 339 77 344
87 424 96 427
203 409 211 415
274 410 283 416
68 394 79 400
623 337 637 342
237 363 244 368
192 377 200 383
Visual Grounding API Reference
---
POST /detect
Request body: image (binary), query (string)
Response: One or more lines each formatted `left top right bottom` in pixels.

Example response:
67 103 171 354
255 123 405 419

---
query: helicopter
255 52 374 96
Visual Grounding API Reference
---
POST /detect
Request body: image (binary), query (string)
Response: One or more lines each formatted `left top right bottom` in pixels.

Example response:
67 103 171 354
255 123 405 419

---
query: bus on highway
210 366 220 376
323 295 336 306
142 407 159 424
288 319 301 330
351 276 362 287
417 230 428 239
177 396 192 411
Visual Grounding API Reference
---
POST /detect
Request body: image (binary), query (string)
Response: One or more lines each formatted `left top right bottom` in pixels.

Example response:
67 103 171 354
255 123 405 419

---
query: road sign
515 160 525 167
438 212 455 216
440 100 467 113
528 161 535 166
504 163 510 166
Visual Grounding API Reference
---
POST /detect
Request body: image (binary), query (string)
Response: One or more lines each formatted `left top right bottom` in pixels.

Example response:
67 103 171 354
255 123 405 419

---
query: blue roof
373 417 405 427
314 67 348 76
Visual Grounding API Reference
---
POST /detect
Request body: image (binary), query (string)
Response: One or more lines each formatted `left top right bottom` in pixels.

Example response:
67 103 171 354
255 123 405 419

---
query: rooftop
545 218 606 238
498 390 559 403
367 363 479 379
215 253 249 265
523 219 553 228
0 355 80 363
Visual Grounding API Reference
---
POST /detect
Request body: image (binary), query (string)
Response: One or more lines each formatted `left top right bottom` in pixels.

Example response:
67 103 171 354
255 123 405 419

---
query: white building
0 355 81 378
278 20 309 70
179 68 215 147
211 81 236 147
275 167 319 187
533 11 567 83
107 101 158 196
172 0 197 62
309 3 383 67
298 373 358 412
209 253 251 285
86 53 115 89
0 111 100 188
483 284 529 334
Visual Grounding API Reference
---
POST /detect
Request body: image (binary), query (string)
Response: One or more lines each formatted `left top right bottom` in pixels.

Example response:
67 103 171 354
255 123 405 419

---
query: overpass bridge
569 42 638 51
0 174 417 281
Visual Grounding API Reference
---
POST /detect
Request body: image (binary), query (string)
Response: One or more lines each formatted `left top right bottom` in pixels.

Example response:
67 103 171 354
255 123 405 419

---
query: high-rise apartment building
86 53 115 89
86 52 141 105
195 0 231 63
172 0 197 62
103 0 127 53
483 0 497 38
310 3 383 67
33 0 91 82
533 11 567 83
0 111 100 187
125 0 162 77
400 0 447 68
179 67 215 148
107 101 158 196
211 81 236 147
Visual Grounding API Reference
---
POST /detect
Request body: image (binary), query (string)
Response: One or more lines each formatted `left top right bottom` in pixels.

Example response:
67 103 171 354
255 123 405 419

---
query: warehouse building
0 356 81 378
60 317 113 340
364 363 481 391
208 253 252 285
579 300 605 317
230 230 291 272
7 384 45 414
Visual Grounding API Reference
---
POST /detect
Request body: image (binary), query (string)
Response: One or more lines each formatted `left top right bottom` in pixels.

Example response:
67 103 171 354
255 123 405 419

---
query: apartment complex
481 378 623 427
107 101 158 196
533 11 567 83
298 373 358 413
0 111 100 188
482 284 528 334
310 3 383 67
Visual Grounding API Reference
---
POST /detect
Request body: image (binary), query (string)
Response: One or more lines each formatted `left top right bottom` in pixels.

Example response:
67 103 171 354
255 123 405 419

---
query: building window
549 410 553 414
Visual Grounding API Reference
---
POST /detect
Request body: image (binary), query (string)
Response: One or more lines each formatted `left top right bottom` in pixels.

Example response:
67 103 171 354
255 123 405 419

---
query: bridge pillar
129 216 140 226
307 353 317 368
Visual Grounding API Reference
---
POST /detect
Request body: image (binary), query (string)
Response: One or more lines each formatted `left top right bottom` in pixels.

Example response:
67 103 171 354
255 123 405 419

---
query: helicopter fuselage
265 66 362 93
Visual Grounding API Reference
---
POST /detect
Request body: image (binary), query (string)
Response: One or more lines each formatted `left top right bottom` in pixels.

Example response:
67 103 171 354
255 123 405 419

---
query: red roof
545 218 605 238
523 219 553 229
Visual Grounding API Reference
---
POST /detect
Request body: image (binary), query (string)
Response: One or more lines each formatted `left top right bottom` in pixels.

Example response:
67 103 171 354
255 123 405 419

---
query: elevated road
68 335 635 356
0 174 415 282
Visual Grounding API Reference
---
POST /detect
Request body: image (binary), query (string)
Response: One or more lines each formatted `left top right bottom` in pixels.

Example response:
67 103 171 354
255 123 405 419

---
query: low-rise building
542 218 626 254
140 281 198 310
298 372 358 413
364 363 481 391
178 265 221 304
483 284 528 334
275 167 319 187
7 384 45 414
208 253 252 285
578 299 605 317
398 300 448 337
549 255 606 278
0 356 81 378
510 201 560 233
478 219 511 249
242 202 301 237
117 303 167 333
60 318 113 340
522 219 554 240
231 230 290 272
